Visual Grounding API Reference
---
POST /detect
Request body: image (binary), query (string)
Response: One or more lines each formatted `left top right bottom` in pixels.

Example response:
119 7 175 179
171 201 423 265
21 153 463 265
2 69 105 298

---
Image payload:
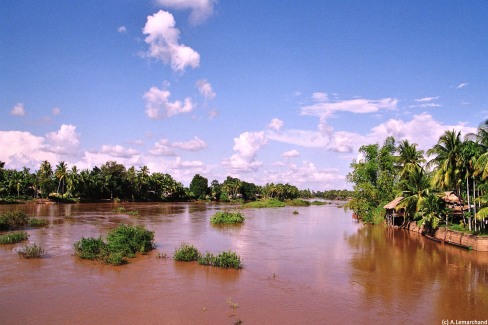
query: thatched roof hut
383 196 404 210
442 191 462 205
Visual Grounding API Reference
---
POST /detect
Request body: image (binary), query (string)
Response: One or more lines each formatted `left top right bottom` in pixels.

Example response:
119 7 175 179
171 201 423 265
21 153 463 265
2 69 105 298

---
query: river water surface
0 202 487 324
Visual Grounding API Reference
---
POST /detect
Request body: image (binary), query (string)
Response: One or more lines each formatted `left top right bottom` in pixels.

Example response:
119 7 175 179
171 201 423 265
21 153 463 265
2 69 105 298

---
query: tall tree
189 174 208 199
427 130 463 194
55 161 68 195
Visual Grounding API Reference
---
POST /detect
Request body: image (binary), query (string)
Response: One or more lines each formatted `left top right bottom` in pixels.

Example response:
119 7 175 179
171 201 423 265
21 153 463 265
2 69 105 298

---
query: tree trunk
467 177 471 231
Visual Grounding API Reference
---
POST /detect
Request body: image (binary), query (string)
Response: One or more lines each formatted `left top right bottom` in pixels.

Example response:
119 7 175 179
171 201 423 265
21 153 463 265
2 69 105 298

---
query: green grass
310 200 328 206
210 211 245 224
73 224 155 265
242 199 286 208
0 231 29 244
285 199 310 207
0 210 29 230
112 207 140 216
28 218 48 227
198 250 242 269
173 242 201 261
17 243 45 259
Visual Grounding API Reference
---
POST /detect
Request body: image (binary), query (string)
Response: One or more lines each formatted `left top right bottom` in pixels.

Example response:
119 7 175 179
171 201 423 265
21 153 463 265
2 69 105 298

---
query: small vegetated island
0 210 47 258
74 224 155 265
173 242 242 269
210 211 245 224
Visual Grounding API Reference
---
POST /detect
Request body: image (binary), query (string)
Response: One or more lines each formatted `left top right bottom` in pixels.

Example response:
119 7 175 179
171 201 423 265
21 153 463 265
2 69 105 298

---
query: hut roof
384 196 404 210
442 191 462 204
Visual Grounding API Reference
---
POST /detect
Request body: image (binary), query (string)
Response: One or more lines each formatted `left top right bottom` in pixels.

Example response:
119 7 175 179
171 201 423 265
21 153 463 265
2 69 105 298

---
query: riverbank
406 222 488 252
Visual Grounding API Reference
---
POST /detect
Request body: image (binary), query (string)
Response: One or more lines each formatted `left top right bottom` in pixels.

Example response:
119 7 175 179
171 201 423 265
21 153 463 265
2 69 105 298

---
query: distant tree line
1 161 352 203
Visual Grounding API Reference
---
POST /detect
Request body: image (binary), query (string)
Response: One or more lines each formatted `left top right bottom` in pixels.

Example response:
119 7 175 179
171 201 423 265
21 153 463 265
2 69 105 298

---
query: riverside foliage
346 120 488 234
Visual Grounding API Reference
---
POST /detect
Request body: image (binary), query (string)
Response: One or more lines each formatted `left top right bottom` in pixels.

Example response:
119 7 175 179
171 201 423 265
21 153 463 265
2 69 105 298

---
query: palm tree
55 161 68 195
37 160 53 198
396 139 425 180
416 192 447 232
66 166 79 197
427 130 463 194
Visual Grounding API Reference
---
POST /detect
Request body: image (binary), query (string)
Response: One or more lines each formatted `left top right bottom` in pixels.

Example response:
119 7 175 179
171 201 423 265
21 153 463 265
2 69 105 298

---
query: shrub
105 224 154 257
242 199 285 208
198 250 242 269
210 211 245 224
0 231 29 244
173 242 201 261
73 224 154 265
74 237 106 260
0 210 29 230
29 218 48 227
18 243 45 259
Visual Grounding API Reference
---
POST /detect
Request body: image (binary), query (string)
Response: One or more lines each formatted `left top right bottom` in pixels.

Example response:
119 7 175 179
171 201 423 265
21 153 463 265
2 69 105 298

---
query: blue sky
1 1 487 190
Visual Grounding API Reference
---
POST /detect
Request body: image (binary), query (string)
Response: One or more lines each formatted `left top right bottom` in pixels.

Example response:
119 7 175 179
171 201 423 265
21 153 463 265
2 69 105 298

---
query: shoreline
404 222 488 252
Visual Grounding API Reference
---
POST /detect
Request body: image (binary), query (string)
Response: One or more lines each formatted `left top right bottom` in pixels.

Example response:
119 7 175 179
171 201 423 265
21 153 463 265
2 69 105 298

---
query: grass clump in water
173 242 201 261
242 199 285 208
311 200 328 206
73 224 155 265
285 199 310 207
198 250 242 269
210 211 245 225
18 243 45 259
28 218 48 227
0 210 29 230
0 231 29 244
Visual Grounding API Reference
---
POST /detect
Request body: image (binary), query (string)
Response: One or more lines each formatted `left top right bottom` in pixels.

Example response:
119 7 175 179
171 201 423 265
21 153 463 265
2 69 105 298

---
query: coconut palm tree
416 192 447 232
55 161 68 195
396 139 425 180
427 130 463 194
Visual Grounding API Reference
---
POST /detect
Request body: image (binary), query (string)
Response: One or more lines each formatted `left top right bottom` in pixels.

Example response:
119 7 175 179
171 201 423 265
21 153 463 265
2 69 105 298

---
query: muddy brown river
0 202 487 324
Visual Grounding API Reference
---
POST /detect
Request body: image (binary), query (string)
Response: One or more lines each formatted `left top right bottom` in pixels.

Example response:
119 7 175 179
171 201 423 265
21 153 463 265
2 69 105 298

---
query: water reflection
346 225 488 323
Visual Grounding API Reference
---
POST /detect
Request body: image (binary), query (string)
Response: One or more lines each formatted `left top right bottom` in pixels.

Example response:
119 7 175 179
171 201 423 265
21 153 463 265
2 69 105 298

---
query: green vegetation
210 211 245 224
0 210 29 230
28 218 48 227
173 242 201 261
285 199 310 207
112 207 139 216
173 242 242 269
17 243 45 259
242 198 286 208
73 224 154 265
346 120 488 235
2 158 354 206
198 250 242 269
310 200 328 205
0 231 28 244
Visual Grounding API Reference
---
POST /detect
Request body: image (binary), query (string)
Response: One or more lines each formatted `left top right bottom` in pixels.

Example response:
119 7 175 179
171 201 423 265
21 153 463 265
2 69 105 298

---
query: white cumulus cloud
44 124 81 156
172 136 207 151
10 103 26 116
143 10 200 72
301 97 398 120
222 131 267 172
100 144 139 158
118 26 127 33
267 118 283 131
282 149 299 158
150 139 177 156
196 79 216 100
155 0 217 25
143 85 193 119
